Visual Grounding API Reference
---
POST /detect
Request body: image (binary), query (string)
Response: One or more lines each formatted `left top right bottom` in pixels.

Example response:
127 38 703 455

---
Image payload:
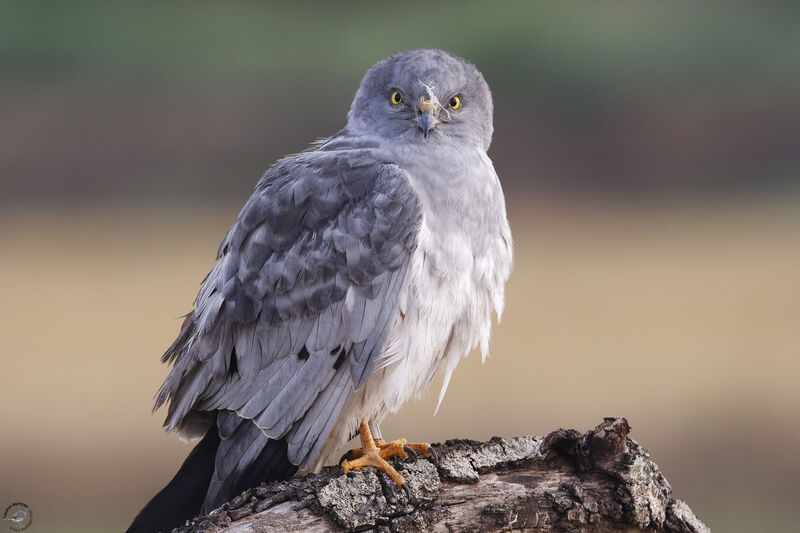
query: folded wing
155 148 422 477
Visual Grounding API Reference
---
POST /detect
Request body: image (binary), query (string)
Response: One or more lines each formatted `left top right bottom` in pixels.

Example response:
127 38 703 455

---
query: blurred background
1 2 798 532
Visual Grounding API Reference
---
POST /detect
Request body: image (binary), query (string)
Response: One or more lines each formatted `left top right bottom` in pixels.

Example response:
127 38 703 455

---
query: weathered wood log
172 418 709 533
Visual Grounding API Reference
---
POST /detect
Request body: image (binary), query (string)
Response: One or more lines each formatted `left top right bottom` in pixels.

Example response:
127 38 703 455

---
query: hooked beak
417 98 438 137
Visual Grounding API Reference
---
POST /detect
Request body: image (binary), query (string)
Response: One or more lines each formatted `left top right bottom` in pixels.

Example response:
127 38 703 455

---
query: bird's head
347 49 494 150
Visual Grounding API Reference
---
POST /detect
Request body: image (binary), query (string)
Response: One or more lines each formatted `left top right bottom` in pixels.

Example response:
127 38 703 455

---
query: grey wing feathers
154 148 421 469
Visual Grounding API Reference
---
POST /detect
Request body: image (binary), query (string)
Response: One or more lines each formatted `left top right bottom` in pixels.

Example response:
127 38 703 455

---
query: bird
4 507 29 524
127 48 512 533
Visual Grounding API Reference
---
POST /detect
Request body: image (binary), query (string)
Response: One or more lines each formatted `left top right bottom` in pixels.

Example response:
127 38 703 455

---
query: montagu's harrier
128 48 512 533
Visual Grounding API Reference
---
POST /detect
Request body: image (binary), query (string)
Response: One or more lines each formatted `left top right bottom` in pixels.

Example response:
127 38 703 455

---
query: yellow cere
391 90 402 105
448 95 462 109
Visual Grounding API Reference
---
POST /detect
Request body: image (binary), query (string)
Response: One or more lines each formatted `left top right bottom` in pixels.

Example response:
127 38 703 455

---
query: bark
172 417 709 533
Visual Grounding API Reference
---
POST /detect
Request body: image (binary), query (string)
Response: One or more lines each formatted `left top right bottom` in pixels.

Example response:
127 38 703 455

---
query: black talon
401 482 411 501
338 451 352 465
428 447 438 466
403 445 417 458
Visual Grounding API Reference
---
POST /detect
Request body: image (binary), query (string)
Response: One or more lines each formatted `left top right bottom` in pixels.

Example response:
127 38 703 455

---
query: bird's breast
370 146 512 412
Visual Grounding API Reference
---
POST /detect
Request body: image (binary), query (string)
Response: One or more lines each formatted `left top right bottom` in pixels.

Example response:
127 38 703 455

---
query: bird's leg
339 418 435 494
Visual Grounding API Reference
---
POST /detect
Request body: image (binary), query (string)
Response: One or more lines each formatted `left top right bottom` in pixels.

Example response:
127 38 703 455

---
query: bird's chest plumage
313 144 511 470
366 145 512 413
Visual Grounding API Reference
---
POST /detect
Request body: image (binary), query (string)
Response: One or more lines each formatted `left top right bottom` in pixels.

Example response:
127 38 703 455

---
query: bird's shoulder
202 141 422 329
218 141 419 260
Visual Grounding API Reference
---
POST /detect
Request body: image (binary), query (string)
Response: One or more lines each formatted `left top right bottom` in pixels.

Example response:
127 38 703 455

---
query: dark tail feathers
126 427 219 533
126 421 297 533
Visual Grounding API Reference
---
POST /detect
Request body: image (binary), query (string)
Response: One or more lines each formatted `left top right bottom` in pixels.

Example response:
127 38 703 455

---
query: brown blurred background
1 2 798 532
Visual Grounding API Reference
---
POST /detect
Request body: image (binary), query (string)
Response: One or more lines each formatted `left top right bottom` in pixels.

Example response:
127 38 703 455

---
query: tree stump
171 417 709 532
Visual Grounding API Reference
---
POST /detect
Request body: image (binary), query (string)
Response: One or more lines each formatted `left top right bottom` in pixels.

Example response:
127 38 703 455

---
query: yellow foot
339 419 436 498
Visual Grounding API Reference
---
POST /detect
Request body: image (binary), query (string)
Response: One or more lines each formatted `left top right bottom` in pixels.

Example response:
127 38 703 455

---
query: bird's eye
390 90 402 105
448 95 462 109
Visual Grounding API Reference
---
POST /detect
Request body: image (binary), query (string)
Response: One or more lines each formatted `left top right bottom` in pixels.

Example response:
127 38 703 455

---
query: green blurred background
1 2 798 532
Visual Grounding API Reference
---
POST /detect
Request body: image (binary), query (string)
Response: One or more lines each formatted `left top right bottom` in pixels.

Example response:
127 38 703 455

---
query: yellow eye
448 95 462 109
390 90 402 105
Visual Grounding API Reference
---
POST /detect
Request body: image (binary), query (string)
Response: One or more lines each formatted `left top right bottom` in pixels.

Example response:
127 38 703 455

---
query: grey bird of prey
128 48 512 533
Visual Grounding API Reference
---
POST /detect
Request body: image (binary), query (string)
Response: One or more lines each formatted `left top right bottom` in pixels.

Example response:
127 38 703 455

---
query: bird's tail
126 425 220 533
126 414 298 533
